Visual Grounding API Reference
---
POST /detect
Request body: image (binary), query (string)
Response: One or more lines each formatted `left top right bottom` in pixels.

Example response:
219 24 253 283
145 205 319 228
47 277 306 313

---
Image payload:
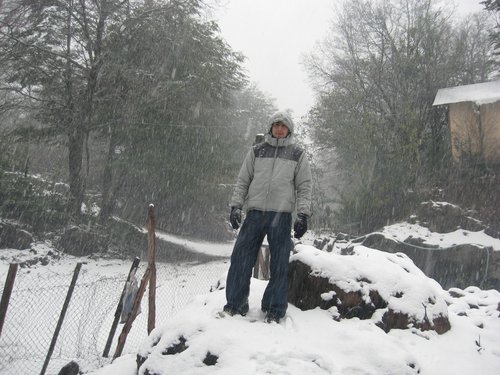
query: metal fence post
40 262 82 375
102 257 140 358
0 263 18 337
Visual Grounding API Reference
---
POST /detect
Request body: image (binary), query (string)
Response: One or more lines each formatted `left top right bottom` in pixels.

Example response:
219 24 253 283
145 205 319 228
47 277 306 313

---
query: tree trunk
68 127 85 217
100 125 116 223
72 0 107 219
65 0 84 218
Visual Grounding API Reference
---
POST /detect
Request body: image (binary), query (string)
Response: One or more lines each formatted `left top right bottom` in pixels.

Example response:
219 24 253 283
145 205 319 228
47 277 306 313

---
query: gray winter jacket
230 112 312 217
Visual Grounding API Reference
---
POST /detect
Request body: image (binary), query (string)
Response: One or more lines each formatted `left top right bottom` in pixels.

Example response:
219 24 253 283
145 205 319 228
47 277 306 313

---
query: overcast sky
213 0 488 120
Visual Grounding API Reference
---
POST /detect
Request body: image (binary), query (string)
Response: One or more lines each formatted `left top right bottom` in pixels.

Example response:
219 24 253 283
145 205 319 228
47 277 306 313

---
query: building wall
449 102 481 161
449 101 500 164
481 102 500 164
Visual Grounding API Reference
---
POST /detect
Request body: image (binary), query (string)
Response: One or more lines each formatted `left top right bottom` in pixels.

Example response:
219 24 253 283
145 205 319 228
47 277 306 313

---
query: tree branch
0 29 86 71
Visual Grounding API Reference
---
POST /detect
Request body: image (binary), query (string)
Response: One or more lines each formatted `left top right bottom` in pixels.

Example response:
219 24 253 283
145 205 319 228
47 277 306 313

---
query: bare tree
304 0 495 231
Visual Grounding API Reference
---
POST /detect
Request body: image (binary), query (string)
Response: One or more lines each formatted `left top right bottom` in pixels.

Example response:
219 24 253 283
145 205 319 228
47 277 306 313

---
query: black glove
229 207 242 229
293 213 308 239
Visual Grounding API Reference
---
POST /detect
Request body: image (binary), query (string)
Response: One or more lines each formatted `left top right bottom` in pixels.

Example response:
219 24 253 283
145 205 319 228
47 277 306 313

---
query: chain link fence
0 258 228 375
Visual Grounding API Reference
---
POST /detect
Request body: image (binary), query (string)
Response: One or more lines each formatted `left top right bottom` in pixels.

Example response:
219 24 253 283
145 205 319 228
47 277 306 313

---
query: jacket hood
268 112 294 134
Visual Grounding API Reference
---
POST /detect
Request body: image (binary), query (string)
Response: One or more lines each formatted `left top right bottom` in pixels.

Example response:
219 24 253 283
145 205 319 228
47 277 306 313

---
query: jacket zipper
265 139 280 211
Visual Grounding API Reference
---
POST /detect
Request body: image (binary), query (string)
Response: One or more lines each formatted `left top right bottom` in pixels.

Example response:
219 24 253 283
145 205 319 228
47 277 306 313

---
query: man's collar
265 133 293 147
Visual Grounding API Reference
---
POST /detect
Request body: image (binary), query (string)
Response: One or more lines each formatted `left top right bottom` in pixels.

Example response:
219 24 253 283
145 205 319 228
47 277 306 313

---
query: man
223 111 312 323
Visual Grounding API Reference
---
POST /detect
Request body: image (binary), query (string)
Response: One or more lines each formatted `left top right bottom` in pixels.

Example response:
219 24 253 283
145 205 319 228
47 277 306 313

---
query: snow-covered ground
1 222 499 375
0 237 232 375
94 280 500 375
381 222 500 251
89 222 499 375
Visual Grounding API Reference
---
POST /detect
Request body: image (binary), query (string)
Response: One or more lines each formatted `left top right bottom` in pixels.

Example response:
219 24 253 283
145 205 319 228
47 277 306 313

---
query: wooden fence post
113 267 152 359
262 245 270 280
253 245 270 280
253 249 260 279
102 257 140 358
147 204 156 334
113 204 158 359
40 262 82 375
0 263 18 337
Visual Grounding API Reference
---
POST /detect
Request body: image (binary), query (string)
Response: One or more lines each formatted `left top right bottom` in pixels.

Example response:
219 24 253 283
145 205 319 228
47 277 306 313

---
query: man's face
271 121 289 139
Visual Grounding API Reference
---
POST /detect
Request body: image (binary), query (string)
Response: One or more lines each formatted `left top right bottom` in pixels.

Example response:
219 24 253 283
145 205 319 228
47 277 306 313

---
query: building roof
433 80 500 106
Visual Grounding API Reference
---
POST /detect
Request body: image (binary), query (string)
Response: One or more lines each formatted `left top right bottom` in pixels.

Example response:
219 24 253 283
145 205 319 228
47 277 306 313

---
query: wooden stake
147 204 156 334
113 204 158 359
113 267 151 360
102 257 140 357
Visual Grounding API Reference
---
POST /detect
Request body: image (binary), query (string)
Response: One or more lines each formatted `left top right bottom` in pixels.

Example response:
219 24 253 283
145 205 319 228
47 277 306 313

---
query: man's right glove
229 207 242 229
293 213 308 239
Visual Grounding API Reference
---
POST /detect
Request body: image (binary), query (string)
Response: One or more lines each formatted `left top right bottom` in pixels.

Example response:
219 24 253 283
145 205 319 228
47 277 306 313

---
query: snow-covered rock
0 220 33 249
135 278 425 375
289 245 450 333
416 200 485 233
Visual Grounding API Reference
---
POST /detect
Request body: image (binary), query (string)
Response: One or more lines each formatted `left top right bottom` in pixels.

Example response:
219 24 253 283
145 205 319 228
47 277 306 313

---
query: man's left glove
230 207 242 230
293 213 308 239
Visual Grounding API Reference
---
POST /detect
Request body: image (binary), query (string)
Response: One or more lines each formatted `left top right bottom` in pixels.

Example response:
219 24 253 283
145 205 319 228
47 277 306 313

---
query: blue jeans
224 210 292 318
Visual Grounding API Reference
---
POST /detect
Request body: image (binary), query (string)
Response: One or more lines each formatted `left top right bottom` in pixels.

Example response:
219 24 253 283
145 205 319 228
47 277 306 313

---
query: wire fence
0 258 228 375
